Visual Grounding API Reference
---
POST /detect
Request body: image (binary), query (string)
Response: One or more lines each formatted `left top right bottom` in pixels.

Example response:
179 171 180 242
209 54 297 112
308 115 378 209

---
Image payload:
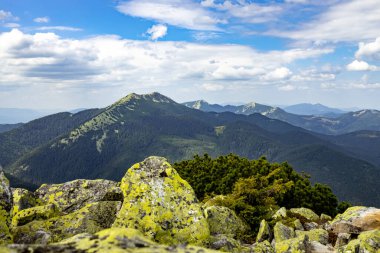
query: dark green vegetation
174 154 348 240
0 124 23 133
0 93 379 207
184 100 380 135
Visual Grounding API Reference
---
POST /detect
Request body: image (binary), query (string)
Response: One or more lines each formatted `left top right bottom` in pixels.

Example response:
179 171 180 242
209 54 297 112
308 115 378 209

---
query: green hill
2 93 380 206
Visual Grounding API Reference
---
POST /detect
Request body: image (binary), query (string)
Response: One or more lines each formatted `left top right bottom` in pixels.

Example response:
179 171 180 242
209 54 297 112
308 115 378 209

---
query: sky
0 0 380 110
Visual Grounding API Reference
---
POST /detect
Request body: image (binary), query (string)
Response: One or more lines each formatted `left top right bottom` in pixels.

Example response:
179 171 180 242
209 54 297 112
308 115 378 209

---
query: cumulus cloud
356 37 380 60
36 26 82 32
117 0 223 31
34 17 50 23
200 83 224 91
0 29 332 93
261 67 292 81
272 0 380 42
146 24 167 40
346 60 379 71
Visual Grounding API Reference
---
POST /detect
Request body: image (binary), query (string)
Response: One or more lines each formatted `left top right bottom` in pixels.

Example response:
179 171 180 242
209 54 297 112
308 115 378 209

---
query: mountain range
282 103 347 117
183 100 380 135
0 93 379 207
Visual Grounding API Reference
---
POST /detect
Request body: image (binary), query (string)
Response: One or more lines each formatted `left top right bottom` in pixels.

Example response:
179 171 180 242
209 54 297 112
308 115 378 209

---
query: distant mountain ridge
283 103 347 117
183 100 380 135
1 92 380 207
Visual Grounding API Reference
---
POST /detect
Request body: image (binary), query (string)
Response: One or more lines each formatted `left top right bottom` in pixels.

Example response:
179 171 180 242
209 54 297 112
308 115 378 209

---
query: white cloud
36 26 82 32
146 24 167 40
261 67 292 81
278 84 296 91
346 60 379 71
0 29 332 93
34 17 50 23
0 10 18 21
3 23 20 28
117 0 223 31
200 83 224 91
192 31 220 41
202 0 283 24
272 0 380 42
356 37 380 60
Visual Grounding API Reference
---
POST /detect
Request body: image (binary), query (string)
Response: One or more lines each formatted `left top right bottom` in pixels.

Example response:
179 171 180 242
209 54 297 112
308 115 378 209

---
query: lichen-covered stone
56 227 220 253
343 229 380 253
203 195 229 208
11 204 60 227
35 179 122 214
295 229 329 245
293 219 304 231
310 241 335 253
256 219 271 242
320 213 332 223
251 240 275 253
205 205 247 239
273 207 287 220
331 206 380 234
113 156 210 246
275 235 311 253
209 234 242 252
0 168 12 244
11 188 37 218
304 222 319 231
335 233 351 248
288 208 319 223
274 222 295 243
12 201 121 244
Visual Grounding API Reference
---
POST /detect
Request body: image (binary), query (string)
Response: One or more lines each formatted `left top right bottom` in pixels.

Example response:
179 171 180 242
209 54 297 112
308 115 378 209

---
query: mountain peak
112 92 175 108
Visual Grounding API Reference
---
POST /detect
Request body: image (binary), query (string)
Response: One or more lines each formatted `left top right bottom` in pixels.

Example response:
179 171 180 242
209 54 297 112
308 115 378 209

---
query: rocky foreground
0 156 379 252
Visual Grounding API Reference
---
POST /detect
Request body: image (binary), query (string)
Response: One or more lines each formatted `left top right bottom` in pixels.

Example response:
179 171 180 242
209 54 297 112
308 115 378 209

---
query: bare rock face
112 156 210 246
330 206 380 234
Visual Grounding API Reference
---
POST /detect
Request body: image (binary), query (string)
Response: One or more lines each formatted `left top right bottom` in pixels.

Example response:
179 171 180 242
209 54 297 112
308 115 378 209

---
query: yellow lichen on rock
113 156 210 246
12 201 121 244
11 204 60 227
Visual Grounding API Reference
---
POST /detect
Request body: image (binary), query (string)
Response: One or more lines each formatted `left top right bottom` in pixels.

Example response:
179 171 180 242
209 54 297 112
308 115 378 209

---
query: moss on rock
11 188 37 218
0 169 12 244
251 240 274 253
274 222 295 243
343 229 380 253
205 205 248 239
35 179 122 213
275 234 310 253
256 219 271 243
288 208 319 223
113 156 210 246
295 229 329 245
12 201 121 244
11 204 60 227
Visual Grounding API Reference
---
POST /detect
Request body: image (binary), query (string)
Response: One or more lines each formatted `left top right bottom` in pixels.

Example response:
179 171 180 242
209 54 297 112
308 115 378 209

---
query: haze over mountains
184 100 380 135
0 93 380 208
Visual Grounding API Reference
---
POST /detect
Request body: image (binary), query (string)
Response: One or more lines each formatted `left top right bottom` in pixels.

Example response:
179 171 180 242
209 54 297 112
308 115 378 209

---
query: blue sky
0 0 380 110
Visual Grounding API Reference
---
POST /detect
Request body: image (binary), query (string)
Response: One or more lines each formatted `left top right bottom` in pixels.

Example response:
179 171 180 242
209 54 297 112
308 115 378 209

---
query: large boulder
0 168 12 244
273 222 295 243
113 156 210 246
205 205 248 238
35 179 122 213
288 208 319 223
12 201 121 244
11 188 37 218
330 206 380 234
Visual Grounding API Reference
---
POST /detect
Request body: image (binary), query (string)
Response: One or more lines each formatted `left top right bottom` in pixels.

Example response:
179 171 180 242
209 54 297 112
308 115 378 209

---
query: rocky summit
0 157 378 253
